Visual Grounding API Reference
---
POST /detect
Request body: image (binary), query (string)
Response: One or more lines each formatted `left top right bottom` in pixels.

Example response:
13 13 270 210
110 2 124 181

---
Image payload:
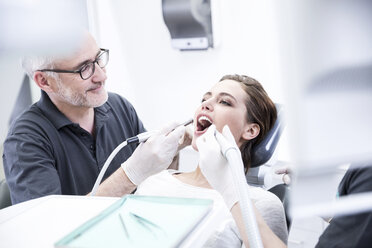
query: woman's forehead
209 80 246 98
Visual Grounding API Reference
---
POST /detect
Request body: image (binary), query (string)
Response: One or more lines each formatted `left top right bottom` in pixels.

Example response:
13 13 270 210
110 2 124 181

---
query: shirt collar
37 91 71 129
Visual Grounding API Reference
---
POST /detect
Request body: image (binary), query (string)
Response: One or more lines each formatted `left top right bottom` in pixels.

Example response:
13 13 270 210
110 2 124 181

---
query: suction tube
215 132 264 248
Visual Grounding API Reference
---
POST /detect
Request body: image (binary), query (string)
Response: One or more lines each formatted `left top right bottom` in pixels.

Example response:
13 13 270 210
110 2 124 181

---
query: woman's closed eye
219 99 231 106
201 97 211 103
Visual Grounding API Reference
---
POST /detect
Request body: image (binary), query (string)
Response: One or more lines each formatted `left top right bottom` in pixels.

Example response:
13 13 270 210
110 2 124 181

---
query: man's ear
33 71 53 93
242 123 260 141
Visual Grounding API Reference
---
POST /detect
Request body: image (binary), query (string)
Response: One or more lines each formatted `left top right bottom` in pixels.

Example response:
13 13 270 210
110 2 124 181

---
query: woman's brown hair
219 74 277 172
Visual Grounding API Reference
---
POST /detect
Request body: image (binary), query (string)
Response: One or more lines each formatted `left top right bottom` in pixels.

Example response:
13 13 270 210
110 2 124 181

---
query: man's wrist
121 161 140 186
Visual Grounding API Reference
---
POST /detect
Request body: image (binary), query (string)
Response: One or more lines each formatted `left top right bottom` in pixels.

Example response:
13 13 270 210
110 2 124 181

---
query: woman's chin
191 139 199 152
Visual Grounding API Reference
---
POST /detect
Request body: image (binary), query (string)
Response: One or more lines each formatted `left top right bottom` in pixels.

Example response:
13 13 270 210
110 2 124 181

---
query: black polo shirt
316 164 372 248
3 91 145 204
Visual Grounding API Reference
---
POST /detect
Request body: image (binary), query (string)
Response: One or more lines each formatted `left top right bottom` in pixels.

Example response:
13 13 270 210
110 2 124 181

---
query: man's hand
122 122 185 185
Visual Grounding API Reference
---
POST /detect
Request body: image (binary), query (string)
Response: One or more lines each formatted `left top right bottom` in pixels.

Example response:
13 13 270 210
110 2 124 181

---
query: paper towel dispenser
162 0 213 51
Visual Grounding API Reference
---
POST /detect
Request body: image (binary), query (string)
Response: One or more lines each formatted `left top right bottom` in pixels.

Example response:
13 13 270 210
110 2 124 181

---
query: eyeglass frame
37 48 109 80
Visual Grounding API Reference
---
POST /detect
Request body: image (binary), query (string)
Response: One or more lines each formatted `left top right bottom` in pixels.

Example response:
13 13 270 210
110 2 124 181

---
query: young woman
136 74 288 247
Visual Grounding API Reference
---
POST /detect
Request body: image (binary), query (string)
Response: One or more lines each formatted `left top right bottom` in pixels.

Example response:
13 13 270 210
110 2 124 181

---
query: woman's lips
194 127 208 136
194 114 213 137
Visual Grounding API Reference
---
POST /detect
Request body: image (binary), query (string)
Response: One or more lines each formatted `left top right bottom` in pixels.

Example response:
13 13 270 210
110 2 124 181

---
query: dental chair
247 104 284 186
0 75 32 210
250 104 284 168
246 104 291 229
0 179 11 209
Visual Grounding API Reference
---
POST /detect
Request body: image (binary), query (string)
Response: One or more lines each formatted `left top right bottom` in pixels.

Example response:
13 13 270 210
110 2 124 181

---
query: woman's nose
201 99 214 111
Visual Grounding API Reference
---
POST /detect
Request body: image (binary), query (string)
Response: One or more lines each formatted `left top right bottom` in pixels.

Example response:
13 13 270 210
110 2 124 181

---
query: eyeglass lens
80 50 109 80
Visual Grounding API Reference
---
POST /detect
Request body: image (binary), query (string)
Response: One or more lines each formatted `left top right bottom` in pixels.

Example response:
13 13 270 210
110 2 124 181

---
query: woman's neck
173 166 212 189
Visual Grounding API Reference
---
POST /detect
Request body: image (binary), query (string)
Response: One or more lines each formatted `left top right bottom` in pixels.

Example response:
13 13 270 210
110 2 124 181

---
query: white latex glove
196 125 239 209
275 167 292 185
177 124 193 150
122 122 186 185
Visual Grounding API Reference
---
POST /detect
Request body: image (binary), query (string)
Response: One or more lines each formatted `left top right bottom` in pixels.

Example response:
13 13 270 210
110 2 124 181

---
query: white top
136 170 288 247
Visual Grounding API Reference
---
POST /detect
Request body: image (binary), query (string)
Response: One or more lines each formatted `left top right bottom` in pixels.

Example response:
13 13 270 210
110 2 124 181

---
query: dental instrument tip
182 118 193 127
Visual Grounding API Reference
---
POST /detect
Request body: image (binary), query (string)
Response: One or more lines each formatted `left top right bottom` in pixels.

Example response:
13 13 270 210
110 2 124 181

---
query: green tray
55 195 213 248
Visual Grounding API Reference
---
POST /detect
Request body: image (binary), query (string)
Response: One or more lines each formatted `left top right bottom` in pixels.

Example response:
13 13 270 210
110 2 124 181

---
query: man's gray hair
21 56 58 79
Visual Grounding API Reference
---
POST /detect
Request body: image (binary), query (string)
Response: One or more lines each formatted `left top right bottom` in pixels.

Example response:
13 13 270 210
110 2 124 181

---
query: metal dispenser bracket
162 0 213 51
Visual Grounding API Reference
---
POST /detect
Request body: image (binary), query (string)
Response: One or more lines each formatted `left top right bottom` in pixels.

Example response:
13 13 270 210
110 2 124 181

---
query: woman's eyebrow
218 92 237 102
203 92 212 98
203 92 237 102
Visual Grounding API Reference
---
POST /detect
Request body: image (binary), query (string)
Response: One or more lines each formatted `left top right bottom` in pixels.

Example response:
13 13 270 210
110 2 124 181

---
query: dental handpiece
127 118 194 144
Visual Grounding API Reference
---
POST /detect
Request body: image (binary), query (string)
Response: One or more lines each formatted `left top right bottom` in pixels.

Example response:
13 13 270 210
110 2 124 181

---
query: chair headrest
250 104 284 168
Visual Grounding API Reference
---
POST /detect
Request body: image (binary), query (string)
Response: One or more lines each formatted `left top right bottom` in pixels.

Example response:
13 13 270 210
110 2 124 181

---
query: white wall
0 1 291 178
0 56 25 179
0 57 25 143
92 0 290 163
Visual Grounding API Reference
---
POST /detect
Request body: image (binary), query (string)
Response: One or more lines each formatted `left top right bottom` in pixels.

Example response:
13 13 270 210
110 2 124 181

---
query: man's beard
55 77 108 108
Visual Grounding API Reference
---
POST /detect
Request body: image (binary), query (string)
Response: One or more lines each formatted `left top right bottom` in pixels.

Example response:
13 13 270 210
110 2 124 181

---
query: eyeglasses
38 48 109 80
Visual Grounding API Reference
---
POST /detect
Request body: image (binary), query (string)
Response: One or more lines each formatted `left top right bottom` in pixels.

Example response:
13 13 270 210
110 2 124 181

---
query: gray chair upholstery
0 179 12 209
250 104 284 168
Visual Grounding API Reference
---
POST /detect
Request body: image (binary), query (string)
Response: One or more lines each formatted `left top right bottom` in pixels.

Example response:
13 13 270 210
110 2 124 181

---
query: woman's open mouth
195 114 213 135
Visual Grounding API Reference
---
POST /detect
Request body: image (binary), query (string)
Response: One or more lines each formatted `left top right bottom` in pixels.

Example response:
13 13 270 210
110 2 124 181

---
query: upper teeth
198 116 212 124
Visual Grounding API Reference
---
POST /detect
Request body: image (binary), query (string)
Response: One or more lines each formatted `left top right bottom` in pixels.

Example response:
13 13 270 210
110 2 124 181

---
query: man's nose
91 63 107 82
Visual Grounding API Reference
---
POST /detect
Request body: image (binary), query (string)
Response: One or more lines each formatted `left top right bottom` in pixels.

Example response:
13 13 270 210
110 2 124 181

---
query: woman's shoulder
249 185 289 242
248 185 284 210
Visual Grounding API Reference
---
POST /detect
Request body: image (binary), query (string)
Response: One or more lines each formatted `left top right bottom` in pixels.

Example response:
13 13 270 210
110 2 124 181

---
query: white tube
215 131 263 248
225 149 264 248
91 140 128 196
